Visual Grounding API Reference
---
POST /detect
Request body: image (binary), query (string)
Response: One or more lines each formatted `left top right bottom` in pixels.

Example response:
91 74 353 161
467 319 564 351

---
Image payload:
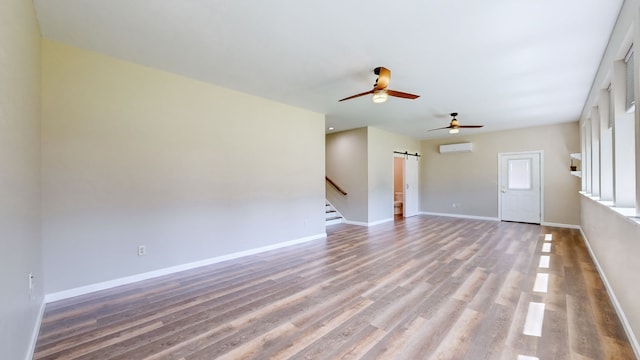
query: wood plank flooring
34 216 636 359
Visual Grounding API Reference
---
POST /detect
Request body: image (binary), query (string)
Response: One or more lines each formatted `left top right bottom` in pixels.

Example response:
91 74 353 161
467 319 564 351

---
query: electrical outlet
137 245 147 256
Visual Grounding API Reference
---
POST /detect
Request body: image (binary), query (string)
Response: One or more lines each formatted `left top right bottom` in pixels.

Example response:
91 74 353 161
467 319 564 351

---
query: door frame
497 150 544 223
393 152 419 217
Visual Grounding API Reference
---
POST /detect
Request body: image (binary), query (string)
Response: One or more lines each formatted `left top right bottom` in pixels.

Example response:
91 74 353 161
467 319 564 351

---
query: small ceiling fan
339 66 420 103
428 112 484 134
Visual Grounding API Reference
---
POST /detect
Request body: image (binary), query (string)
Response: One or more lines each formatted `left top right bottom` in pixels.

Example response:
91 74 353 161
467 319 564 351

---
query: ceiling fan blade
338 89 375 102
427 126 452 131
458 125 484 128
387 89 420 99
374 67 391 90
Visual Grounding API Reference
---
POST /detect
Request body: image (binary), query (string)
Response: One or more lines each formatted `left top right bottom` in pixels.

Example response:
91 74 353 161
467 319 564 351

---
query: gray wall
420 122 581 225
0 0 43 359
326 128 369 223
41 40 326 294
367 127 420 223
326 127 420 224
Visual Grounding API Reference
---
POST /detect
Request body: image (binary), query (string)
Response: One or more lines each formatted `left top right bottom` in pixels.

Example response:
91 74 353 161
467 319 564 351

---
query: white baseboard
44 233 327 303
419 211 500 222
419 213 580 229
540 222 581 229
367 217 394 226
343 220 368 226
579 228 640 359
325 218 344 226
344 217 394 227
26 298 46 360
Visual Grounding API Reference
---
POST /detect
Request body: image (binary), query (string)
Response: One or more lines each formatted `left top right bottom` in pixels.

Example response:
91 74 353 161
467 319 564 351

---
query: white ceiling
33 0 623 139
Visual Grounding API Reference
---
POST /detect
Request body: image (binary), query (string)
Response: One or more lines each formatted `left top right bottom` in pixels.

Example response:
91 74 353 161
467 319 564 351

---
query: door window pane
508 159 531 190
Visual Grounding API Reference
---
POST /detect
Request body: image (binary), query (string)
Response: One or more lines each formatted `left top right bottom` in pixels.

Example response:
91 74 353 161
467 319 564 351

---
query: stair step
325 200 343 225
325 211 338 219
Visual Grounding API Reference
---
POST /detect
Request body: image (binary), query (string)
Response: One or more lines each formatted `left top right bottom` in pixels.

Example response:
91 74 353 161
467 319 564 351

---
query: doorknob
501 186 507 193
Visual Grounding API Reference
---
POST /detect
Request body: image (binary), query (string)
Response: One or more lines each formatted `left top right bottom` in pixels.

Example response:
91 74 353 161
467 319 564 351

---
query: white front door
499 152 542 224
404 156 419 217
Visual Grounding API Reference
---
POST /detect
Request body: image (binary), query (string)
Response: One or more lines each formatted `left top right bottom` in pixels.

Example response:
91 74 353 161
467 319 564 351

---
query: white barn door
404 156 419 217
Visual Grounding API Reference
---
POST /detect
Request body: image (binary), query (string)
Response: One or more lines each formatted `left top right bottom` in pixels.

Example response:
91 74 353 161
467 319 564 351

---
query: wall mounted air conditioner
439 142 473 154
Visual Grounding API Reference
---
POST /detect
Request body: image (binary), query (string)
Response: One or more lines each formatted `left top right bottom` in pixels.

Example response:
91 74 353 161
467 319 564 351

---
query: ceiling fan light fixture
449 128 459 134
372 90 388 103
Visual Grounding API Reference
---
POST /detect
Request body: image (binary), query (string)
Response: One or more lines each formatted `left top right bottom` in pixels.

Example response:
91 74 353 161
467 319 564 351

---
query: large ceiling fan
339 66 420 103
428 112 484 134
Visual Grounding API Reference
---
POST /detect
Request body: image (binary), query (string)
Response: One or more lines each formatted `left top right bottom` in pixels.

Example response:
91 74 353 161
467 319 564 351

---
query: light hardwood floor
34 216 636 359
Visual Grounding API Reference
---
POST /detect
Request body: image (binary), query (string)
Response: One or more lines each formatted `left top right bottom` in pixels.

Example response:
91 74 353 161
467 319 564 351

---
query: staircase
325 201 344 226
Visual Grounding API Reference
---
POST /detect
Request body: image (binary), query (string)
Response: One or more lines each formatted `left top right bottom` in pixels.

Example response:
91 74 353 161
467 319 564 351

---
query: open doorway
394 157 404 217
393 154 419 218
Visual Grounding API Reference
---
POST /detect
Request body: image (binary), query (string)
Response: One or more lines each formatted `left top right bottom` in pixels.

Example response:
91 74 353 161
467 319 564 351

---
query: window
590 109 600 198
579 15 640 221
599 95 614 201
608 84 614 129
612 52 636 208
508 159 532 190
625 47 635 112
584 119 592 194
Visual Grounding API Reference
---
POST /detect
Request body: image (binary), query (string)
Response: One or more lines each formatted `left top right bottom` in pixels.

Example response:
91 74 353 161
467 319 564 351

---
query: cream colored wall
367 127 420 223
581 197 640 347
41 40 326 294
420 122 581 225
0 1 43 359
325 128 368 223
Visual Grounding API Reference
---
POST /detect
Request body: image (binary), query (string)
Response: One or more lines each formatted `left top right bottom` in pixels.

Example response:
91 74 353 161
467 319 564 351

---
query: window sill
580 192 640 225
